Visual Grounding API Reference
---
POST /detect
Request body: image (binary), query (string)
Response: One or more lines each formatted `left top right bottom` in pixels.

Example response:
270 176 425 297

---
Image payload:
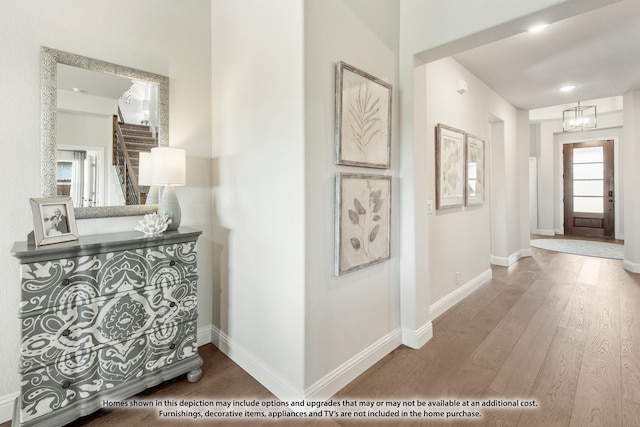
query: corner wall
303 0 401 398
211 0 306 398
424 57 525 308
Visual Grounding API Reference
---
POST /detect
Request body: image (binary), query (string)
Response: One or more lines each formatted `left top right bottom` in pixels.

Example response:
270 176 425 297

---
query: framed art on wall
335 173 391 275
465 134 485 206
335 61 392 169
436 124 465 209
30 197 79 246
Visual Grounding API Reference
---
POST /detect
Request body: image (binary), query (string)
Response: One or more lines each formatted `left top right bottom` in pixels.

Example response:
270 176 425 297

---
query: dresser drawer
20 277 197 373
19 242 198 316
18 319 198 425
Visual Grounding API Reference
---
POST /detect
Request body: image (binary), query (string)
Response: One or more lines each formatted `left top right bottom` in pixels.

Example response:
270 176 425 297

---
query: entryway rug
530 239 624 260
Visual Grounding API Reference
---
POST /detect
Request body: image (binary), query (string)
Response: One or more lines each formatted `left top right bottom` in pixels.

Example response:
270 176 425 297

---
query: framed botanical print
436 124 465 209
30 197 79 246
465 134 485 206
335 61 392 169
335 173 391 275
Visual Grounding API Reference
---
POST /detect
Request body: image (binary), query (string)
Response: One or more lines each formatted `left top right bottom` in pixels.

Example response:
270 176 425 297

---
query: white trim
0 392 18 424
529 157 538 234
210 325 404 403
430 269 492 320
536 229 555 236
401 321 433 349
623 259 640 274
197 324 212 347
491 248 530 267
305 328 402 401
210 326 302 401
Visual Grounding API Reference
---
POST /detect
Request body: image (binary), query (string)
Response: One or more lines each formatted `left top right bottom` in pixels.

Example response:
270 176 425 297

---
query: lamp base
146 185 160 204
158 185 181 231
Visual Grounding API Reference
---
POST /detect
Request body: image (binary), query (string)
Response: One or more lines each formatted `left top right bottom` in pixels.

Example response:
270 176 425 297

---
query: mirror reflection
41 47 169 218
56 64 159 207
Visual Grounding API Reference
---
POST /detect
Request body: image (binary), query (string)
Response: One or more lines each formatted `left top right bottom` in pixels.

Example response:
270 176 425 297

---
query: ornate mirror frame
41 46 169 218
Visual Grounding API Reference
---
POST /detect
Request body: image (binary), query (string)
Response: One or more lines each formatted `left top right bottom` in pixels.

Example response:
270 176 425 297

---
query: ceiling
452 0 640 112
57 63 132 99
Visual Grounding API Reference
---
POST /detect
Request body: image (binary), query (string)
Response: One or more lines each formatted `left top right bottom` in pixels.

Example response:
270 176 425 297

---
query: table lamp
138 151 160 204
151 146 186 230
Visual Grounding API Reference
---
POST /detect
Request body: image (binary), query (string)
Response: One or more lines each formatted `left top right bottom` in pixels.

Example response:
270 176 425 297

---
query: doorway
563 140 614 238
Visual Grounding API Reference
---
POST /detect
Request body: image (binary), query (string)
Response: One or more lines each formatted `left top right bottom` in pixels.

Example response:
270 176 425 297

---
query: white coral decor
134 213 172 236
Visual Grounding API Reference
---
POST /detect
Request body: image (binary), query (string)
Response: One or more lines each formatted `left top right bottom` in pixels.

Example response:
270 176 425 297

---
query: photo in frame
436 124 465 209
465 134 485 206
30 197 79 246
335 173 391 276
335 61 392 169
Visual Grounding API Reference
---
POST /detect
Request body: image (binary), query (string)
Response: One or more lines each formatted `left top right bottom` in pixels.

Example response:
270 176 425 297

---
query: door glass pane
573 146 603 164
574 163 603 180
574 196 603 213
574 180 603 197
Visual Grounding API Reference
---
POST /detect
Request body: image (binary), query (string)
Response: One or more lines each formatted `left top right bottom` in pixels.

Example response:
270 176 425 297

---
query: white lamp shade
151 146 186 186
138 152 152 186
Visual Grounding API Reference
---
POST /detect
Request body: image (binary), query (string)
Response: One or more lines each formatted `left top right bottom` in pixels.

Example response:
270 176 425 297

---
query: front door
563 140 614 238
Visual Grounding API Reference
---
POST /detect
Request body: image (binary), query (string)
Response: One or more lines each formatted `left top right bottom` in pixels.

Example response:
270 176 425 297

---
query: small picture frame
30 197 79 246
335 173 391 275
335 61 392 169
436 124 465 209
465 134 485 206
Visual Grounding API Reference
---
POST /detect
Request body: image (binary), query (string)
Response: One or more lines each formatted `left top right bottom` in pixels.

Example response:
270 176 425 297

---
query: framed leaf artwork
335 173 391 275
436 124 465 209
335 61 392 169
465 134 485 206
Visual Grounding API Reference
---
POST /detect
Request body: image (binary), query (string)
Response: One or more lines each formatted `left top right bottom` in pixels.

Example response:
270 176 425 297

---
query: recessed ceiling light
528 23 550 33
560 85 577 92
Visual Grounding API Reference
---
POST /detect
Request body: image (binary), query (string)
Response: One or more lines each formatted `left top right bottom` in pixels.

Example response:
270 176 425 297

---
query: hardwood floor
4 245 638 426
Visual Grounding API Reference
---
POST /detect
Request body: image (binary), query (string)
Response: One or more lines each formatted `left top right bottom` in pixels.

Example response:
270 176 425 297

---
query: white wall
623 90 640 271
0 0 212 420
424 57 524 306
304 0 401 397
211 0 306 398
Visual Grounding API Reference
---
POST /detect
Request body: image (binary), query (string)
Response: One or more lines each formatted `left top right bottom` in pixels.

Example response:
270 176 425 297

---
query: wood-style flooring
4 243 638 426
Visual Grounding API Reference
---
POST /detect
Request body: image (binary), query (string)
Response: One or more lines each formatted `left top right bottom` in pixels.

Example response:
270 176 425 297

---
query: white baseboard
197 324 213 347
402 321 433 349
305 328 402 401
623 259 640 273
491 248 530 267
430 269 492 320
210 325 403 403
0 392 18 424
536 229 555 236
210 326 302 401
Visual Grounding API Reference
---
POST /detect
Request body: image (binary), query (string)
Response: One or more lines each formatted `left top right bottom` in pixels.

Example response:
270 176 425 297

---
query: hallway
6 246 637 426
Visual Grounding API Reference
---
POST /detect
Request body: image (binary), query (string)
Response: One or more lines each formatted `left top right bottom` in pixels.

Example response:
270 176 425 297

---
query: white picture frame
30 197 79 246
335 173 391 275
335 61 392 169
465 134 485 206
436 124 465 209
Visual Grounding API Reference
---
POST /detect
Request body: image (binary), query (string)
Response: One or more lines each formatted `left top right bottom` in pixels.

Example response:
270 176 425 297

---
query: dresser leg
187 368 202 383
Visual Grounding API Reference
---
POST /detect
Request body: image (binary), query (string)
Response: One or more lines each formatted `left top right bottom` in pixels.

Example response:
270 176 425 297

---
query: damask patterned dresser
10 228 203 427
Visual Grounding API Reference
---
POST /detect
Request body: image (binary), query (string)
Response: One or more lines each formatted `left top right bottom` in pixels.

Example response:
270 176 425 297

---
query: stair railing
112 115 141 205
